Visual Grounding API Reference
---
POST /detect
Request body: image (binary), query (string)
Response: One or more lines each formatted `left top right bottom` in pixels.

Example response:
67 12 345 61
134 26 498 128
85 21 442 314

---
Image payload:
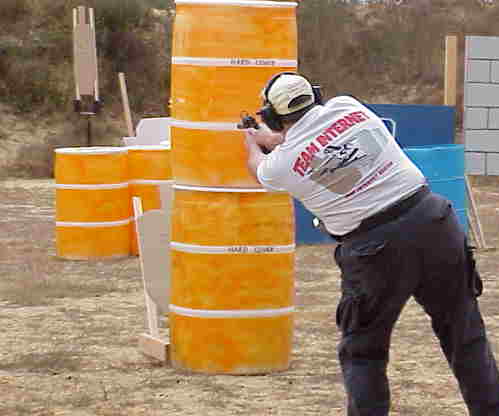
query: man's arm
244 130 266 182
244 126 284 182
246 124 284 151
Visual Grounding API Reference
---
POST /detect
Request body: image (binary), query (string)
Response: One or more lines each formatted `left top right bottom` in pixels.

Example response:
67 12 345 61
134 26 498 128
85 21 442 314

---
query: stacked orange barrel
55 147 131 259
169 0 298 374
127 143 172 255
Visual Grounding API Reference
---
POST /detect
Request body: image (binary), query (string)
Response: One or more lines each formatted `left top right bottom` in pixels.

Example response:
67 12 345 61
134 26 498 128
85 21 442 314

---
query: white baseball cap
264 73 315 116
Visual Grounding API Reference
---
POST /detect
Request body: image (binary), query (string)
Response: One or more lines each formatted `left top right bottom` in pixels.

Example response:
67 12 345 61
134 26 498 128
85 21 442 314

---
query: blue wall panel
404 144 467 234
369 104 456 148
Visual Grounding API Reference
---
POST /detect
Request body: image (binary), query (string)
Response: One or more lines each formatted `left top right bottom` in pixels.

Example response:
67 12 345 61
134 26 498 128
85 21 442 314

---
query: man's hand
244 125 284 183
245 124 284 153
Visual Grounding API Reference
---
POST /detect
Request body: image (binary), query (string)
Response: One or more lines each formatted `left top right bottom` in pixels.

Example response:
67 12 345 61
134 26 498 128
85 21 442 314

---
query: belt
331 185 430 243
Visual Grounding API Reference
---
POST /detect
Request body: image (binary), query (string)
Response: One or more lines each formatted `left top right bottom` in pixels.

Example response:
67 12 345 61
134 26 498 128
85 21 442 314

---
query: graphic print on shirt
308 128 385 194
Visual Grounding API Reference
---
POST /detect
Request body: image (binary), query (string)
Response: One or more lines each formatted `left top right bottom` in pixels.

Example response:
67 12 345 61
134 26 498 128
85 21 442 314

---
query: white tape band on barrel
173 184 290 194
129 179 174 185
171 241 295 254
175 0 297 8
172 57 297 68
169 304 295 318
173 184 267 193
126 145 171 151
55 182 129 190
169 119 238 131
56 218 132 227
54 147 128 155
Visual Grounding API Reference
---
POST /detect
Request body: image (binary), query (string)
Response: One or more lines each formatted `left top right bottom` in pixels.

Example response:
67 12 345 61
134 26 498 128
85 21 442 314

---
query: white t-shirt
257 96 426 236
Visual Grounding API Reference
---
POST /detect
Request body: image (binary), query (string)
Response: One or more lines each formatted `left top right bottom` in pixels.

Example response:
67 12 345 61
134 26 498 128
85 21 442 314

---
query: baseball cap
265 73 315 116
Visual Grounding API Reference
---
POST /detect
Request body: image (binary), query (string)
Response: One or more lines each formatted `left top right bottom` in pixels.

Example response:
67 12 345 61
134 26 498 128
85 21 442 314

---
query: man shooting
244 72 499 415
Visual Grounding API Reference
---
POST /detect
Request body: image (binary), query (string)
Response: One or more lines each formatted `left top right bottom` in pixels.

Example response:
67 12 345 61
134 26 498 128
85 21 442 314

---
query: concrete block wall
465 36 499 175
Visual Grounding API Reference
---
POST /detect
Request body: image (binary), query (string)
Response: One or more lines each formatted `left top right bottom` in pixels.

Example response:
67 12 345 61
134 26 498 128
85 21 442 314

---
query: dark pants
334 191 499 415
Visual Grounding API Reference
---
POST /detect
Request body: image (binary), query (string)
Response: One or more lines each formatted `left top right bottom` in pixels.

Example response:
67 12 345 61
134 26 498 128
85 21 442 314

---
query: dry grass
0 178 498 415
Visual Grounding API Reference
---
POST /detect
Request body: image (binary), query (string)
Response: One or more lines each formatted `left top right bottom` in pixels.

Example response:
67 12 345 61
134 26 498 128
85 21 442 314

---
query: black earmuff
257 104 284 132
257 71 295 132
312 85 323 106
257 72 322 132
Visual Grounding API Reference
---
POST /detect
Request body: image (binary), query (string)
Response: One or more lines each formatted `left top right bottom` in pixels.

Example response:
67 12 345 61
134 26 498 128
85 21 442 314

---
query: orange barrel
54 147 131 259
169 185 295 374
170 0 298 187
169 120 262 188
127 144 173 255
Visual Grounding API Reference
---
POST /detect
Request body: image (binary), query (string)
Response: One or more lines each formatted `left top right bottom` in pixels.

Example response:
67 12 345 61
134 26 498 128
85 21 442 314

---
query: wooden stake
444 35 458 108
72 8 80 101
89 8 99 102
467 211 481 248
119 72 135 137
465 175 487 249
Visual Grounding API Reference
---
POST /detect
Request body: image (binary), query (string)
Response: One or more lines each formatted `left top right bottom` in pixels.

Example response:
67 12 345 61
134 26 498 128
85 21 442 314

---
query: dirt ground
1 177 498 416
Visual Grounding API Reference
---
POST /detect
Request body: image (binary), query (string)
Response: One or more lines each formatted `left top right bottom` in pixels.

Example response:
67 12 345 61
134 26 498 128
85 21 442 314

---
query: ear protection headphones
257 72 323 132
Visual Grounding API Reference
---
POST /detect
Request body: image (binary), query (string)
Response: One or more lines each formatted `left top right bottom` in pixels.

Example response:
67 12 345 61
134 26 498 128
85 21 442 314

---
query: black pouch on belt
466 242 483 297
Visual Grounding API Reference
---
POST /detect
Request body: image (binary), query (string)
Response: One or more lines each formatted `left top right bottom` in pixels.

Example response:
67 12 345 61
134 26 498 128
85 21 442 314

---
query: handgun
237 111 272 154
237 111 260 130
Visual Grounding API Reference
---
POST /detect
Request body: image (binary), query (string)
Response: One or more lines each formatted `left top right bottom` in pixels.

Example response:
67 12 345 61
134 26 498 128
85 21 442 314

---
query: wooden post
444 35 458 107
119 72 135 137
72 8 81 101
